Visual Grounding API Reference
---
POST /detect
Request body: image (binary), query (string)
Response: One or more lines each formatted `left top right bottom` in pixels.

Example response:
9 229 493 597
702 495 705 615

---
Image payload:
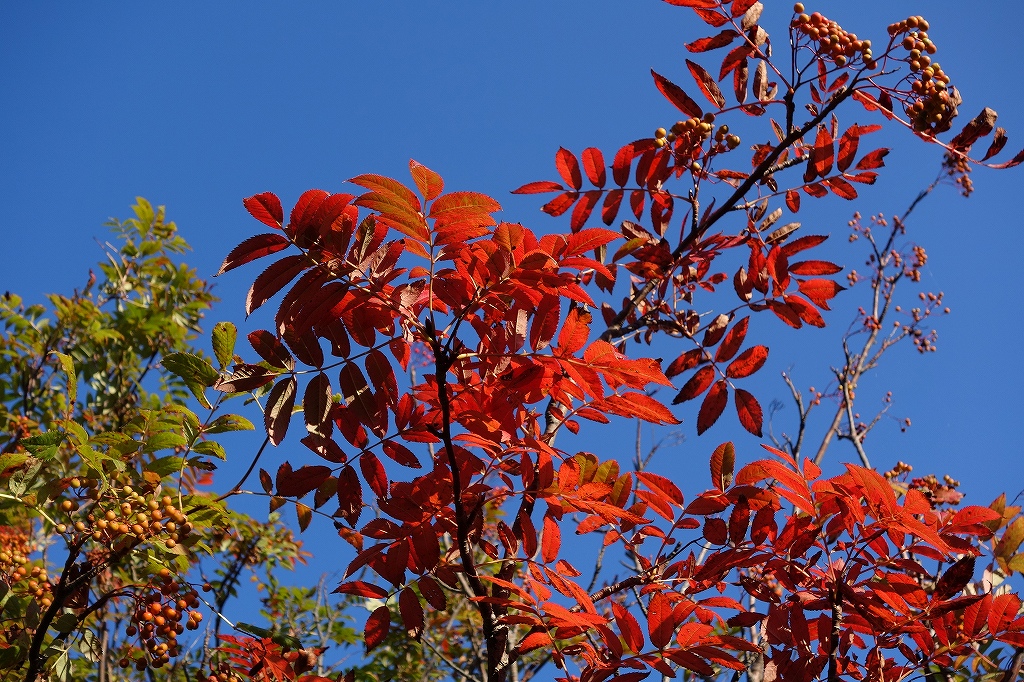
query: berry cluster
0 526 53 608
119 568 203 671
942 151 974 197
888 17 957 134
791 5 874 68
655 114 740 171
56 480 193 551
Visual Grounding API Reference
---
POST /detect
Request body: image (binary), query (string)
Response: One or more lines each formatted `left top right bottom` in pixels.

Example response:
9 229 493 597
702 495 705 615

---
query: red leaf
638 471 684 505
715 317 749 363
686 29 740 54
334 581 388 598
734 388 763 437
612 603 645 653
837 125 861 172
710 441 735 491
780 234 827 257
785 189 800 213
766 299 801 328
950 107 998 152
248 330 295 370
802 182 828 198
570 190 602 232
556 148 583 191
409 160 444 201
582 147 607 188
566 227 620 256
542 192 577 217
277 463 331 498
731 0 759 16
673 365 716 404
336 465 362 526
797 279 845 310
686 59 725 109
697 380 728 434
826 176 858 200
652 69 703 119
382 441 421 469
399 587 424 639
218 233 291 275
648 591 674 649
601 393 680 425
788 260 842 276
364 605 390 652
662 0 718 6
719 44 754 81
990 147 1024 169
265 376 297 446
982 128 1008 162
512 181 565 195
246 254 308 316
602 189 624 225
359 451 388 499
934 556 975 601
855 148 889 170
725 345 768 378
784 294 826 328
667 348 707 378
542 515 561 563
810 126 835 178
303 372 333 433
244 192 284 229
558 307 591 355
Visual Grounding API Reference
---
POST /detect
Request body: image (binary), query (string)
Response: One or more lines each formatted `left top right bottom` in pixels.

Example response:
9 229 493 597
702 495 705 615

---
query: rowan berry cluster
886 16 958 134
55 479 193 551
791 5 874 68
0 526 53 608
655 114 740 171
119 568 203 671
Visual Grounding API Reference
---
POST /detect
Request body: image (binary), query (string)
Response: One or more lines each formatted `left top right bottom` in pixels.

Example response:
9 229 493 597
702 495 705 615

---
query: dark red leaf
652 69 703 119
382 441 420 469
244 192 284 229
686 29 740 53
277 463 331 498
248 330 295 370
855 148 889 170
336 465 362 526
364 605 391 652
715 317 749 362
719 44 754 81
826 176 858 200
982 128 1008 161
399 588 424 639
303 373 333 432
673 365 716 404
246 254 308 316
218 233 291 275
214 364 278 393
950 107 997 152
686 59 725 109
734 388 763 437
697 380 728 434
264 376 297 446
710 441 735 491
810 126 835 178
725 345 768 378
648 591 674 649
934 556 975 601
837 125 861 172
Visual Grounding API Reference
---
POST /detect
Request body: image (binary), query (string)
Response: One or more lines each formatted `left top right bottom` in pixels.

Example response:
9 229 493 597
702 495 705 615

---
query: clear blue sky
3 0 1022 654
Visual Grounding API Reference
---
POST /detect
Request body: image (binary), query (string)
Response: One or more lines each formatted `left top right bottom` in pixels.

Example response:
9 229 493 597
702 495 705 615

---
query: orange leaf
409 160 444 201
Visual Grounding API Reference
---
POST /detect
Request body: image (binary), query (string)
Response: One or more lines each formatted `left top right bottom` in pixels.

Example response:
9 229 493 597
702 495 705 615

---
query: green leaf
212 321 237 370
204 414 255 434
142 432 187 454
21 430 64 452
52 352 77 405
146 456 185 478
0 452 27 475
162 352 219 409
191 441 227 460
235 622 273 638
53 614 78 633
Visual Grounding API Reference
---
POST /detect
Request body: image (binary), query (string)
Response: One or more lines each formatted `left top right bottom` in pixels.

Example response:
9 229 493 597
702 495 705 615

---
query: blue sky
3 0 1023 661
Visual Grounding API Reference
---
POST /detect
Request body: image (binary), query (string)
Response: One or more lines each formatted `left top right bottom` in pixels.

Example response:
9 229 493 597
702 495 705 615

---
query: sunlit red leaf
826 176 858 200
783 294 826 328
409 160 444 201
542 192 577 217
855 148 889 170
810 126 835 178
512 181 565 194
788 260 842 276
612 603 645 653
685 29 740 53
582 147 607 188
245 254 309 316
715 317 749 363
542 515 561 563
648 591 674 649
556 147 583 191
697 380 728 434
382 441 420 469
797 279 844 310
719 44 754 81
